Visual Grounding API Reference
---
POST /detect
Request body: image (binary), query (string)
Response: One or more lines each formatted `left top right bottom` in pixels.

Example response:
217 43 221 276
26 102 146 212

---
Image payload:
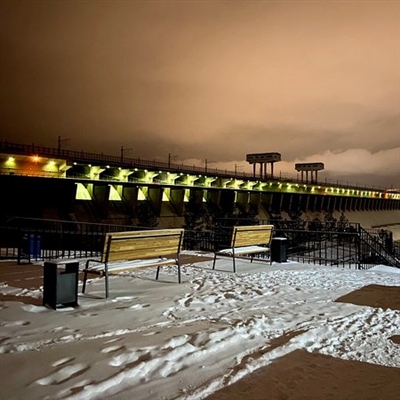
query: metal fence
0 217 146 263
0 217 398 269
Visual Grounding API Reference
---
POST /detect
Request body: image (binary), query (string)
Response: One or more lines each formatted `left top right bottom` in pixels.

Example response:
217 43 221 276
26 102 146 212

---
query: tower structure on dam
295 162 324 183
0 141 399 228
246 153 281 179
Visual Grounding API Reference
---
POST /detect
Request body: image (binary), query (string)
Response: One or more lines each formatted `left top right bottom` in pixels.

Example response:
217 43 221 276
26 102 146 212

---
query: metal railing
1 217 147 264
185 224 399 269
0 216 398 269
358 226 399 268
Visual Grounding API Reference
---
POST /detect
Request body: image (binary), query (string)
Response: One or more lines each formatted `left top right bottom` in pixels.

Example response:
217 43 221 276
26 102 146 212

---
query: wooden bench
212 225 274 272
82 228 184 298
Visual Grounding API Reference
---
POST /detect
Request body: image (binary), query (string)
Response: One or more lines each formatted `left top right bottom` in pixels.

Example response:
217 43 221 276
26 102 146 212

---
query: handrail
358 226 399 268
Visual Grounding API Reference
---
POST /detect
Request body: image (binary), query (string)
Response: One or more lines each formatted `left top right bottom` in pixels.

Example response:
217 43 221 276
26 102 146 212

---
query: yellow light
8 156 14 162
49 160 55 166
32 156 39 162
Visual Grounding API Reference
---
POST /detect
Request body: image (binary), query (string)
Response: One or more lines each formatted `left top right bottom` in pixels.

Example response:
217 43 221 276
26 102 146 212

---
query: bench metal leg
82 270 88 293
104 266 109 299
156 266 160 280
177 255 182 283
104 276 109 298
155 263 181 283
82 258 95 294
232 256 236 273
212 254 217 270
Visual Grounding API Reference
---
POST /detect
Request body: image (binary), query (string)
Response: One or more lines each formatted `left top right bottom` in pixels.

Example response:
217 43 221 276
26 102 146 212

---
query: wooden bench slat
234 232 272 247
107 250 178 262
109 237 180 250
106 242 178 252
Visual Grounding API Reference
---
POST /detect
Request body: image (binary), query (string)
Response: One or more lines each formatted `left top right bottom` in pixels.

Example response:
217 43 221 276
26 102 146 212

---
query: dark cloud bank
1 0 399 188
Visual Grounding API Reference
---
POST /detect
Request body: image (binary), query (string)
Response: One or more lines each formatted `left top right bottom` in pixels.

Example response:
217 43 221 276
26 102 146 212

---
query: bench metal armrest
84 258 104 270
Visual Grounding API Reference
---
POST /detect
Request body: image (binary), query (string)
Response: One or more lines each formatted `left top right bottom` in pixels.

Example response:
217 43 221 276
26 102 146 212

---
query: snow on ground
1 254 400 400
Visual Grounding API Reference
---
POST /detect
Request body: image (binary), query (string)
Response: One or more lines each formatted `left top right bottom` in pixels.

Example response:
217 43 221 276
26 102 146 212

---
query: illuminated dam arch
0 173 399 229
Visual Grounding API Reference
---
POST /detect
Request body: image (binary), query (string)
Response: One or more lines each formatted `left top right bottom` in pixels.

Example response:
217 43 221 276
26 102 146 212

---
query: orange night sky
1 0 399 189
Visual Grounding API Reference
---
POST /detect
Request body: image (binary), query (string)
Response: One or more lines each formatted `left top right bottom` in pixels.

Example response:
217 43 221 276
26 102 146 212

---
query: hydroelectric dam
1 141 399 240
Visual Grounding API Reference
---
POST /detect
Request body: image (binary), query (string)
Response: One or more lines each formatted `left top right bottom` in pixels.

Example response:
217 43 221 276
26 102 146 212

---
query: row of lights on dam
4 156 398 199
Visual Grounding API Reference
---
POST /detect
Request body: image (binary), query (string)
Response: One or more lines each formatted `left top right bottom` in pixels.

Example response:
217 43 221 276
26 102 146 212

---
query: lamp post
121 146 132 162
57 136 71 155
235 164 243 174
168 153 179 168
205 159 215 173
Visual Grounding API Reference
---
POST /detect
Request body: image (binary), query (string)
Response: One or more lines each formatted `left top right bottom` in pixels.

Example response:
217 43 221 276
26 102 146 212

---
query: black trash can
271 237 287 263
43 260 79 310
